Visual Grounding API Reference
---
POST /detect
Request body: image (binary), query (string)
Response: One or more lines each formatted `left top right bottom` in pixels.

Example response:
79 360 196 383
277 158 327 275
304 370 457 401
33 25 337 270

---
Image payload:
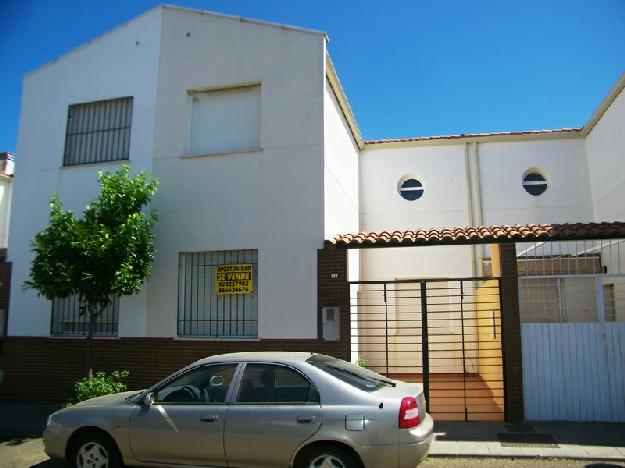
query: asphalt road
1 438 624 468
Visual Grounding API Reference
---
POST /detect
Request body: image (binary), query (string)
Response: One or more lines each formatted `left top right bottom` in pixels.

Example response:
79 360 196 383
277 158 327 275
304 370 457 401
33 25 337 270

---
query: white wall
359 143 473 280
146 7 326 339
586 87 625 222
323 78 360 283
359 137 594 281
0 177 11 249
479 138 593 225
8 6 329 340
8 8 163 336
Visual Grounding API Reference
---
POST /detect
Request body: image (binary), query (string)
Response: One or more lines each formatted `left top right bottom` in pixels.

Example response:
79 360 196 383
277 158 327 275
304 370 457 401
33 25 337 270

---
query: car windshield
307 355 395 392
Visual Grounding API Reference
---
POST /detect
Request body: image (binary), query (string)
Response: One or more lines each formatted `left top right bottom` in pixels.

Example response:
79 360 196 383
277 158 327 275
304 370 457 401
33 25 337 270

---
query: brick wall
0 256 11 347
317 248 350 348
0 249 351 404
498 243 525 422
0 336 350 403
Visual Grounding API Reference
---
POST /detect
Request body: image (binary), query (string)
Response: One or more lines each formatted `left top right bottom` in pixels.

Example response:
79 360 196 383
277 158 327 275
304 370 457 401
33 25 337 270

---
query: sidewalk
431 421 625 460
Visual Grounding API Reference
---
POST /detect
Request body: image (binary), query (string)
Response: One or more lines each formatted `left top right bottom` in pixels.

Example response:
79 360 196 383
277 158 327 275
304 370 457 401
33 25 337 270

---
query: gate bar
420 281 430 413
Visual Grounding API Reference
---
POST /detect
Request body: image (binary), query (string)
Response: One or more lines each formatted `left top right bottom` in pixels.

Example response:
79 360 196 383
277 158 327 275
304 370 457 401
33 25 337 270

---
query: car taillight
399 396 421 429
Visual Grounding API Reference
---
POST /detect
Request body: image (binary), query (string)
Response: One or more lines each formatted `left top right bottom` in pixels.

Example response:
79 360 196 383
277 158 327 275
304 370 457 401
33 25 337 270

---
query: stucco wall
359 136 594 280
8 8 163 337
323 77 360 284
0 177 11 249
360 143 473 280
147 8 326 339
479 138 593 225
586 87 625 222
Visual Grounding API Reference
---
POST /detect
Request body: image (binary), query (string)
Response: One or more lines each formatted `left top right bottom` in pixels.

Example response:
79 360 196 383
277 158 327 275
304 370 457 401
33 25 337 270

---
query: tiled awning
325 222 625 249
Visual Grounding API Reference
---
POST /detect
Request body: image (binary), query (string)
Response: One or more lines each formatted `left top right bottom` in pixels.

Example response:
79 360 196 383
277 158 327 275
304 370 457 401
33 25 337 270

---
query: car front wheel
295 444 361 468
70 432 122 468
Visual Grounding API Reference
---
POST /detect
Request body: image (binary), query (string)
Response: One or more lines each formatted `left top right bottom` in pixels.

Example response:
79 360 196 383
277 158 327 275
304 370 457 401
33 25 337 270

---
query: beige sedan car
44 352 433 467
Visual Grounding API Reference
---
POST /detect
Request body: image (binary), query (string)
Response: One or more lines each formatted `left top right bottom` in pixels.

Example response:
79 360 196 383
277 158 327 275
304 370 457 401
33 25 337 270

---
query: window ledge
48 335 120 340
181 148 263 159
174 336 260 341
61 159 130 169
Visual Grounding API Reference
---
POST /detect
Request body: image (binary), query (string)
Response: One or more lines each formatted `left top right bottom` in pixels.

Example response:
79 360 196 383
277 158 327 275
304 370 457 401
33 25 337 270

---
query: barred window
178 250 258 337
64 97 133 166
50 295 119 336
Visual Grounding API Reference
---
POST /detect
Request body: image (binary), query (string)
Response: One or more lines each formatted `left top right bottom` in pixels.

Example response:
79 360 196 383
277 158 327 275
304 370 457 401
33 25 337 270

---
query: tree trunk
85 304 97 378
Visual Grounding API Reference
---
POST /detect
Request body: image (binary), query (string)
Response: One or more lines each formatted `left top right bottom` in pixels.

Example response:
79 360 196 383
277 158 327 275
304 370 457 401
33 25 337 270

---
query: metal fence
64 97 133 166
350 277 504 421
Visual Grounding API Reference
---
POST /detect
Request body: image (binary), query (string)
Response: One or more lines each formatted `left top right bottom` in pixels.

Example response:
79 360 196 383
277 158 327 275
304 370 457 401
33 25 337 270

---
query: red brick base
0 337 349 403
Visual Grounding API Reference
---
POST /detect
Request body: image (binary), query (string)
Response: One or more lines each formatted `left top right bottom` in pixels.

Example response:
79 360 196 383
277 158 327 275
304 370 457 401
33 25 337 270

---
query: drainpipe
464 141 484 276
472 142 485 276
464 143 477 277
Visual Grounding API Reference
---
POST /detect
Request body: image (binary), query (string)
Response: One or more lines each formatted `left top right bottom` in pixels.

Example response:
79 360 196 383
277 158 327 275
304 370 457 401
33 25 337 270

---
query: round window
398 176 424 201
522 170 548 196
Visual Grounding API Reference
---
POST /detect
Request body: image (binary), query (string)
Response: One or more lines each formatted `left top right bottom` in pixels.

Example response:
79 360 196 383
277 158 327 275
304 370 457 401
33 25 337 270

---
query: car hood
74 390 139 407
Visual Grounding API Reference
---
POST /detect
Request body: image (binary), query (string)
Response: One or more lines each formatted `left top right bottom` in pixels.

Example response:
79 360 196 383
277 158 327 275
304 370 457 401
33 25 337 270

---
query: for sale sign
215 264 253 295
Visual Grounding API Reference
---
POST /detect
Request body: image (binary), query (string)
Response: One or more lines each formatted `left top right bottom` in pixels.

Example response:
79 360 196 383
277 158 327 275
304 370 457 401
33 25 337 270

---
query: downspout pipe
464 143 477 277
464 141 484 276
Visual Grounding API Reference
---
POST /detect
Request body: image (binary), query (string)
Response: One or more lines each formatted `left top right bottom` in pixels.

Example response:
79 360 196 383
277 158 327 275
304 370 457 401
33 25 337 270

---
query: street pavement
431 421 625 460
1 404 624 466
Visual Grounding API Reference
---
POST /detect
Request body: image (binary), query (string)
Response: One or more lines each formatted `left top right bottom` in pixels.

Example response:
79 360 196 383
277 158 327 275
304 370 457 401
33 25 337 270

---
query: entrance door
350 277 504 421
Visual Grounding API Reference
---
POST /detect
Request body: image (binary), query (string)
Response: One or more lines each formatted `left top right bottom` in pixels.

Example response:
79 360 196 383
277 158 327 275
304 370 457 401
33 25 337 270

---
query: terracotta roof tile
325 222 625 248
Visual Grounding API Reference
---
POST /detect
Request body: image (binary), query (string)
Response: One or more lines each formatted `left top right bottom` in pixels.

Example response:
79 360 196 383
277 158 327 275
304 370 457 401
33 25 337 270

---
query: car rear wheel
295 444 360 468
70 432 122 468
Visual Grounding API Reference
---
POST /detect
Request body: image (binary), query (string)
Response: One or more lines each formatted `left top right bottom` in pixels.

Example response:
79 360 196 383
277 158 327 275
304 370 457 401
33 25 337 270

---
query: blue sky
1 0 624 152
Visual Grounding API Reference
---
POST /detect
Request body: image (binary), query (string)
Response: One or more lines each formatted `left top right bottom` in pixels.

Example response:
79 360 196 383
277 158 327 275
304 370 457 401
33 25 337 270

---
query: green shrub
67 370 129 406
355 355 369 368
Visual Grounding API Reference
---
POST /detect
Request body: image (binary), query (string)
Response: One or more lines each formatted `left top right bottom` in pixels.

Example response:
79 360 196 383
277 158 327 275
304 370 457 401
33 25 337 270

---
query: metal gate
350 277 504 421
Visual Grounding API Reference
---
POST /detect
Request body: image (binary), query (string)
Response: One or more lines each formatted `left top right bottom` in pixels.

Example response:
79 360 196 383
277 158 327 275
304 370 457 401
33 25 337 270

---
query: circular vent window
522 170 548 196
398 176 424 201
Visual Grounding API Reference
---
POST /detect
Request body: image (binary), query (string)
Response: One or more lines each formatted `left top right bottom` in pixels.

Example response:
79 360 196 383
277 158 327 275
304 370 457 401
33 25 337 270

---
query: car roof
194 351 317 365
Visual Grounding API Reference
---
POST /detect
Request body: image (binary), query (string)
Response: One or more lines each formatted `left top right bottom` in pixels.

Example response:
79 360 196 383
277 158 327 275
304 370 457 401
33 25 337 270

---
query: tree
25 165 158 376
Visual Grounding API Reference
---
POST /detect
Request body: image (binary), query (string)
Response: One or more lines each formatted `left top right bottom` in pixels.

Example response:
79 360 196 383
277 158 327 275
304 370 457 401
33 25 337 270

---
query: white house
0 151 14 339
0 5 623 422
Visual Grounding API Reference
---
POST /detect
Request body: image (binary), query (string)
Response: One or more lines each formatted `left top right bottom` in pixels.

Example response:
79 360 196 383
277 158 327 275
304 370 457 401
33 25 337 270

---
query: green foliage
67 370 129 406
25 165 158 312
355 355 369 368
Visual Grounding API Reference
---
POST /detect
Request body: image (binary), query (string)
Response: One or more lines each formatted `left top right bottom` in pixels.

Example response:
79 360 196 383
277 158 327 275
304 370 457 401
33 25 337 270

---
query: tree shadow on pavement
585 464 625 468
0 436 40 446
30 459 66 468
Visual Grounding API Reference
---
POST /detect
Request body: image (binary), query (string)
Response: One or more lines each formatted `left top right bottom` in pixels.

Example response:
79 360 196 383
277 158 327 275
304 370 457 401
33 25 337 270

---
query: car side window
236 364 319 404
154 364 237 404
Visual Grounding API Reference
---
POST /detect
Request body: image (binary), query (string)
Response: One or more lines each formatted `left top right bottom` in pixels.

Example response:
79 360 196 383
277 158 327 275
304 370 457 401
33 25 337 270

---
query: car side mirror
140 392 154 407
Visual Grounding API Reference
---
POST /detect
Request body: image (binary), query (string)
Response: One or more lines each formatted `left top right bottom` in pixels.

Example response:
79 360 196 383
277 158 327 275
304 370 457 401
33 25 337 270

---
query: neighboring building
0 5 623 422
0 152 14 341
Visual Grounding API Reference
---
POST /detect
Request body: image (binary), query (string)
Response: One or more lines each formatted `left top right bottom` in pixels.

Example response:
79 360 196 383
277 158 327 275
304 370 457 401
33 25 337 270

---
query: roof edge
161 4 328 38
25 4 327 78
325 54 364 150
582 70 625 136
363 128 583 148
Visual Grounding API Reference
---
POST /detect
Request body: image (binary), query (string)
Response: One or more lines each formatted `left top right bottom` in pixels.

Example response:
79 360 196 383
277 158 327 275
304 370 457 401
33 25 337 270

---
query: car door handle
200 415 219 423
296 415 316 424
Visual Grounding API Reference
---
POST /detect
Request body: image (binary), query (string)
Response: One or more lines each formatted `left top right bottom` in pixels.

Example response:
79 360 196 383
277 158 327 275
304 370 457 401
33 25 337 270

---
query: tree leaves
25 164 158 313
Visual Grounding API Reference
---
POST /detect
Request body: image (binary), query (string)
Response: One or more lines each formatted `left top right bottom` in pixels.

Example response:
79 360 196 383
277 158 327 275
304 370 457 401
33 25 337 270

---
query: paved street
424 460 625 467
1 438 624 468
1 404 624 467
